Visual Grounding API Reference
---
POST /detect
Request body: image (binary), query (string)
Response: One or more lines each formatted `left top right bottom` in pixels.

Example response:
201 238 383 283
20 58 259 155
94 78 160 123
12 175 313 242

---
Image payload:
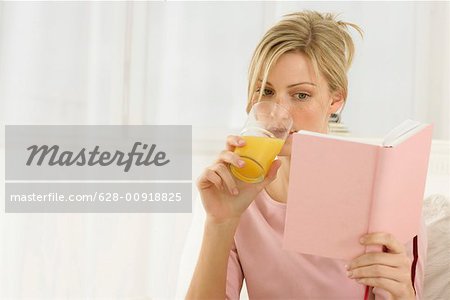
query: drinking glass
230 101 293 183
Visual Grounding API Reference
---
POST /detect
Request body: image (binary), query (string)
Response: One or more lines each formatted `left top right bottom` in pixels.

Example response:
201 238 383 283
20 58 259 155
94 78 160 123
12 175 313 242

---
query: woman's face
252 51 344 156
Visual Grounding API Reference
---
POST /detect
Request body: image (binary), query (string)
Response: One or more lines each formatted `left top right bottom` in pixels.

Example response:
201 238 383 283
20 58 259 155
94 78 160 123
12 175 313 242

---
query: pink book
282 120 433 260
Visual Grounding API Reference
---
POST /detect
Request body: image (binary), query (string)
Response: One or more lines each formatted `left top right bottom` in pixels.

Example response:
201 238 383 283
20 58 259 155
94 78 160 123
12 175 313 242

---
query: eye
294 93 310 101
255 88 274 96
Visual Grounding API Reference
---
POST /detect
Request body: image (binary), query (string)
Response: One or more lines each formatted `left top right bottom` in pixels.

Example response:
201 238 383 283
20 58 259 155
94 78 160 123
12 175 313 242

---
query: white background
0 2 449 299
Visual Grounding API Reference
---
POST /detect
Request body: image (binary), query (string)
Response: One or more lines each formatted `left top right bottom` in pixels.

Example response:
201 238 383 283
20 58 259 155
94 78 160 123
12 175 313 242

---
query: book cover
282 121 433 260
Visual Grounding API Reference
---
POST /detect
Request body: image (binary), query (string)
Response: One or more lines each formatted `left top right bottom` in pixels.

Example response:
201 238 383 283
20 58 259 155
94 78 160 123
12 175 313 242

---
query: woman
186 11 426 300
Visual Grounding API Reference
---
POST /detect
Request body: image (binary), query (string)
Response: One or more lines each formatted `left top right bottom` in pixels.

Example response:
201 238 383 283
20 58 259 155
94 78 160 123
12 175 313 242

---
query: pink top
226 189 427 299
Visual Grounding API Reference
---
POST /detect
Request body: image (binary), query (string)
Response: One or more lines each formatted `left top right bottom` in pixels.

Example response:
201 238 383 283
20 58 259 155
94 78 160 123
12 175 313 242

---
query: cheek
290 106 326 132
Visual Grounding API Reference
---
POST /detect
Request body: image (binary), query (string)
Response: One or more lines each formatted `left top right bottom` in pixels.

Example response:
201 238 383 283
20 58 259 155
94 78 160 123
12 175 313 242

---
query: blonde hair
246 10 363 113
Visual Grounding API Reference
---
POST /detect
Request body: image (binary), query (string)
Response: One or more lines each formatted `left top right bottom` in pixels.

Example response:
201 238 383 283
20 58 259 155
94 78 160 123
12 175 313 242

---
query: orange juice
230 135 284 183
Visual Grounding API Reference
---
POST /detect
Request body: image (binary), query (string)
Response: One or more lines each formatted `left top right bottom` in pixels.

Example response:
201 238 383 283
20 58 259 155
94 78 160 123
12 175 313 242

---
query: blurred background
0 1 449 299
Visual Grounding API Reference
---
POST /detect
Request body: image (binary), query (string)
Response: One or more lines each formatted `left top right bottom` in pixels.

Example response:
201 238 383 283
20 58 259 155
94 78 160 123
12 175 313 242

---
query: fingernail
238 139 245 145
233 188 239 195
238 160 245 167
344 264 349 270
346 271 353 278
359 237 365 244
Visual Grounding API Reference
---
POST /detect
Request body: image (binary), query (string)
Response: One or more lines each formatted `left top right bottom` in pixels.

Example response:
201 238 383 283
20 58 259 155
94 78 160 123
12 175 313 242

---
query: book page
382 119 422 147
297 118 425 148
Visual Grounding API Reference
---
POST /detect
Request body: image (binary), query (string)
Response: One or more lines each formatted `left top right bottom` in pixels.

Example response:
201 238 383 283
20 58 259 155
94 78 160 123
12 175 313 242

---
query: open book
282 120 433 260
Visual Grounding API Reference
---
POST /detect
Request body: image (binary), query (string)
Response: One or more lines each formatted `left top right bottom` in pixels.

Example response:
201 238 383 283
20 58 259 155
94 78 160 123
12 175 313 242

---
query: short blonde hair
247 10 363 113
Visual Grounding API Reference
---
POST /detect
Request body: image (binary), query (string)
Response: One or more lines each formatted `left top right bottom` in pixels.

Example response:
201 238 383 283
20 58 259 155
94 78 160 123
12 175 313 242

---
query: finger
347 264 409 283
211 163 238 195
225 135 246 151
355 277 413 299
348 252 409 270
360 232 406 254
257 159 282 188
199 168 223 191
215 150 245 169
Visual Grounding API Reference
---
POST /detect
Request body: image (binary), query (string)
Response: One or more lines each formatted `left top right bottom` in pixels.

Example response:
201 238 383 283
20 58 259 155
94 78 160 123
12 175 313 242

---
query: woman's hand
346 232 415 300
197 135 281 224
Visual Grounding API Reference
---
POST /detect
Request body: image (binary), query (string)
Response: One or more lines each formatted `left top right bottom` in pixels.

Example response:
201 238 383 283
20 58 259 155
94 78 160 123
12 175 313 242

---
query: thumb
257 159 282 189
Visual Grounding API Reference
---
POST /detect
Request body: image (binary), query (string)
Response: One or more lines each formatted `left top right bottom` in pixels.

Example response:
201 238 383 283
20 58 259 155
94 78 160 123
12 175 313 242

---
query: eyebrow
258 80 316 88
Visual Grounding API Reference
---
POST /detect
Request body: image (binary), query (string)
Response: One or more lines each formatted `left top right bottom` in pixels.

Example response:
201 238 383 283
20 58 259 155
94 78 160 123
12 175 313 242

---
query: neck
265 155 291 203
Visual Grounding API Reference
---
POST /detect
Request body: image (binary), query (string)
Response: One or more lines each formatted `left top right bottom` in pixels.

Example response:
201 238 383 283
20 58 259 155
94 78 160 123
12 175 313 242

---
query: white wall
0 2 449 137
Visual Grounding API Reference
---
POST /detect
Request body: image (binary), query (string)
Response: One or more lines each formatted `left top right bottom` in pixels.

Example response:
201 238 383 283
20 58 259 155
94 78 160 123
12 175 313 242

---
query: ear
327 91 345 115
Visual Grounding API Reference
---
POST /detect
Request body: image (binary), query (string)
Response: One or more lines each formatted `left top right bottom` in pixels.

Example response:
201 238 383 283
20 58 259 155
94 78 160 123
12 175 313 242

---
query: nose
274 95 292 111
273 95 284 105
271 96 293 129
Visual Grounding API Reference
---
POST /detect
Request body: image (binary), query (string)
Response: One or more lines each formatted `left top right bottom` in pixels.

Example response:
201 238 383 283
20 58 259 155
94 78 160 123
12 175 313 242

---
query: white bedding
422 194 450 299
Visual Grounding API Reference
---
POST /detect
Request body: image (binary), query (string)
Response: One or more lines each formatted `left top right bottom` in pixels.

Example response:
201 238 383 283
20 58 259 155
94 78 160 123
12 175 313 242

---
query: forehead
265 51 320 86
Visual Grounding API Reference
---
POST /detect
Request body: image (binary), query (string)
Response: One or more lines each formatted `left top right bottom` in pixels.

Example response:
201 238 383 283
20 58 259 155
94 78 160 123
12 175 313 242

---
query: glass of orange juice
230 101 293 183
